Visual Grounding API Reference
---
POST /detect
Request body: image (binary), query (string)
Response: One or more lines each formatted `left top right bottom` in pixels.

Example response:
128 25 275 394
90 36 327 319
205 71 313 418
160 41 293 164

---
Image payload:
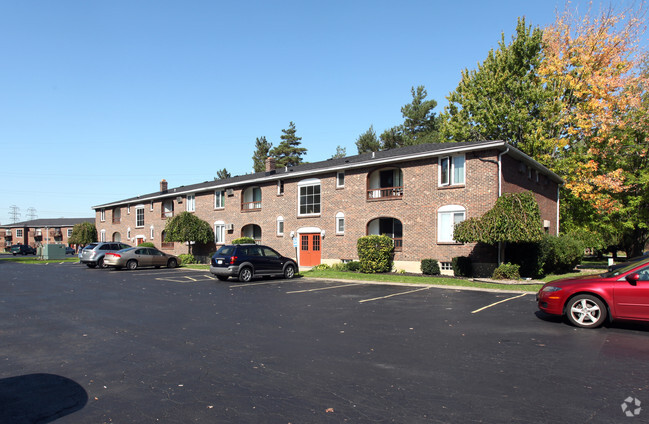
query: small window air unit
176 196 183 203
226 188 234 196
226 223 234 231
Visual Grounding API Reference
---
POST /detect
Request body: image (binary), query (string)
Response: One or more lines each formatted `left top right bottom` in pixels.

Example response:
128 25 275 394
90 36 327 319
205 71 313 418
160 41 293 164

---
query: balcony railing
367 186 403 200
161 242 174 249
241 201 262 212
393 238 403 252
161 210 174 219
112 217 121 224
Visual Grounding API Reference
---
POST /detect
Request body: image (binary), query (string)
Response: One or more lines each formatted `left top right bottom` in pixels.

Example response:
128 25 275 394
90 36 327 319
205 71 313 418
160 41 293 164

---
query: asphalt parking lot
1 261 648 423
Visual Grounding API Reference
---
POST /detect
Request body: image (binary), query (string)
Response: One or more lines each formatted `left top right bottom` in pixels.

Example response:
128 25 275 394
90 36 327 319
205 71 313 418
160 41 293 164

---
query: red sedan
537 259 649 328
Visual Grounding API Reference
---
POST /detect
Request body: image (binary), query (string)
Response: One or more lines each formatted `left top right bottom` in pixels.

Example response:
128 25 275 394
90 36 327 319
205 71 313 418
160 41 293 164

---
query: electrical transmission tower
26 207 37 220
9 205 21 224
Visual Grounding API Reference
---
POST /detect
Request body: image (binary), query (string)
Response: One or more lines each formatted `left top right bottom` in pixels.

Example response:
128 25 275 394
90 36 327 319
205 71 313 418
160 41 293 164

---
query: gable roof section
1 218 95 229
92 140 563 209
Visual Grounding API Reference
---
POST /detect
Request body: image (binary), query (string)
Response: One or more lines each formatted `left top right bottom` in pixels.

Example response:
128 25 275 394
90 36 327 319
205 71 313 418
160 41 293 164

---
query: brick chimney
160 179 168 192
265 157 276 172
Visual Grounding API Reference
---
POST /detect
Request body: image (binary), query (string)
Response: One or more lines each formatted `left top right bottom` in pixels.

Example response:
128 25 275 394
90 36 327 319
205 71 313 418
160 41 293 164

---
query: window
337 171 345 188
441 262 453 271
136 207 145 227
336 212 345 234
439 155 465 186
36 229 42 237
127 227 131 239
162 199 174 219
100 229 106 242
127 205 131 214
298 179 321 216
438 205 466 243
16 229 23 238
242 187 262 211
150 226 155 240
100 209 106 222
214 190 225 209
67 229 72 237
150 201 154 211
277 216 284 236
186 194 196 212
214 221 226 244
277 180 284 196
367 168 403 199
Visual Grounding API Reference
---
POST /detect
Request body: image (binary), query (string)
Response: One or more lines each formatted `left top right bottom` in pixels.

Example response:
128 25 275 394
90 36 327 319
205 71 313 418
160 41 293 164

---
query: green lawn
0 256 80 264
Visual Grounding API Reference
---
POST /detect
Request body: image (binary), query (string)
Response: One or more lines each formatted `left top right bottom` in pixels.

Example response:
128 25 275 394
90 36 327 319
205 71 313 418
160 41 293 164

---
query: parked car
80 242 131 268
10 244 36 256
210 244 298 282
65 247 75 255
608 252 649 271
537 258 649 328
104 247 178 270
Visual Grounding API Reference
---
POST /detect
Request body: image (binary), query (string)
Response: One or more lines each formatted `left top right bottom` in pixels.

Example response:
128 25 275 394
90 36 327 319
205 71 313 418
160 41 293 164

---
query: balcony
241 201 262 212
393 238 403 252
161 242 174 249
112 217 121 224
367 186 404 200
161 211 174 219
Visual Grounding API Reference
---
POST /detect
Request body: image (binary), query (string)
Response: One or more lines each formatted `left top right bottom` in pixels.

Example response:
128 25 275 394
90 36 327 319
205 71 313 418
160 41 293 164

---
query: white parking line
359 287 431 303
229 281 287 288
286 283 359 294
471 293 529 314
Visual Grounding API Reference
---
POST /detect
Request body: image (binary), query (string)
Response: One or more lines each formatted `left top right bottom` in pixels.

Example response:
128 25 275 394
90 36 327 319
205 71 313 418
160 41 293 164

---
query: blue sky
0 0 628 220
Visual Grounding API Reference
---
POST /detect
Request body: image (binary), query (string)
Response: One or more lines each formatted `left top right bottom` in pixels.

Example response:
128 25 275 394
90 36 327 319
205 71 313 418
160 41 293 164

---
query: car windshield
216 246 236 256
601 260 649 278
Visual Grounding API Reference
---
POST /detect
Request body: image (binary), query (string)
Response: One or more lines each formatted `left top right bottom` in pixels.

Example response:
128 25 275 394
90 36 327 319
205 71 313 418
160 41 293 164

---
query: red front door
300 233 321 266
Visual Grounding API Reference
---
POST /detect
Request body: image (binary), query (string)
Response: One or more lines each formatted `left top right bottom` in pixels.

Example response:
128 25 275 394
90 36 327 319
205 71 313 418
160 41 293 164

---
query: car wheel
86 263 96 269
97 258 106 269
566 295 607 328
216 275 229 281
284 264 296 279
238 267 253 283
167 258 178 268
127 260 138 270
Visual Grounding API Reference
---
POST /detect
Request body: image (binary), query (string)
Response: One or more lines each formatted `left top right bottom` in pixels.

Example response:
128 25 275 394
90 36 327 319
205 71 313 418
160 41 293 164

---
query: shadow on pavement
0 373 88 424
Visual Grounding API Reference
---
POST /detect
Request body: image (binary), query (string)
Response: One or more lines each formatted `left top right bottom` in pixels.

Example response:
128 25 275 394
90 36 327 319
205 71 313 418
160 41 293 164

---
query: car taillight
230 256 237 265
108 253 120 258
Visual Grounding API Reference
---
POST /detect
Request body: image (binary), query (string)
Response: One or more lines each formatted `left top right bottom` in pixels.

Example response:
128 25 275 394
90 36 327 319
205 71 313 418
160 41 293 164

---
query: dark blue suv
210 244 298 282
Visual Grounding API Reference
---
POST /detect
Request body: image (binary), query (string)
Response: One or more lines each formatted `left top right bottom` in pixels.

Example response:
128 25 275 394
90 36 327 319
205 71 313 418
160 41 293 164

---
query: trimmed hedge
492 262 521 280
452 256 472 277
178 254 196 265
232 237 256 244
421 259 441 275
138 242 155 248
539 234 584 274
356 235 394 273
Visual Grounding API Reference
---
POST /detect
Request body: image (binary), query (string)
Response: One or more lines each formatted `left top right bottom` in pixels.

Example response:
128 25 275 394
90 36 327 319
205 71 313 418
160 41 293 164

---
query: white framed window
277 216 284 236
186 194 196 212
67 228 72 237
335 212 345 234
100 229 106 242
214 221 226 244
439 154 465 186
298 178 321 216
438 205 466 243
127 227 131 239
16 229 23 238
36 229 42 237
127 205 131 214
441 262 453 271
214 190 225 209
5 229 11 236
136 207 145 227
100 209 106 222
150 226 155 240
277 180 284 196
336 171 345 188
150 201 154 211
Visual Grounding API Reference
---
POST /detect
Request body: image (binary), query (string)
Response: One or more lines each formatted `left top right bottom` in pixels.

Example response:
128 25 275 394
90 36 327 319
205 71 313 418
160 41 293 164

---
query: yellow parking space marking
471 293 529 314
286 283 359 294
359 287 431 303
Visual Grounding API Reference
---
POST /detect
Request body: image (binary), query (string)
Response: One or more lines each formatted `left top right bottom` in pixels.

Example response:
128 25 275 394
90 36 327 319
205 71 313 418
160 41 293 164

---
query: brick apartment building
1 218 94 250
92 141 562 275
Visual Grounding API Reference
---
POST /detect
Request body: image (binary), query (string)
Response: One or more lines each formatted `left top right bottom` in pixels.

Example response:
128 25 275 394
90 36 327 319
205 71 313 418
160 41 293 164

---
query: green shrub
232 237 256 244
421 259 441 275
356 235 394 273
312 263 330 271
492 263 521 280
178 254 196 265
138 242 155 248
540 234 584 274
345 261 361 272
451 256 472 277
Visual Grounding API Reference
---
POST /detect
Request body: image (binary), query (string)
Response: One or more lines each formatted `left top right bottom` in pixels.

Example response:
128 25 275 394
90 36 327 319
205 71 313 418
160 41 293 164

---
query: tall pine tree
269 122 307 167
252 136 273 172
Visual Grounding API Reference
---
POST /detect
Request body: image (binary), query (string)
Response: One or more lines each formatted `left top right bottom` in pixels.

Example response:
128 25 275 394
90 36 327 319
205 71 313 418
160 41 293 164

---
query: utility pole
8 205 21 224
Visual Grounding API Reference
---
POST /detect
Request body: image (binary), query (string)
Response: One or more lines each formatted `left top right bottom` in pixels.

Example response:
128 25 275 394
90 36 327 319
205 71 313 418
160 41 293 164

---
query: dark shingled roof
1 218 95 228
92 140 561 209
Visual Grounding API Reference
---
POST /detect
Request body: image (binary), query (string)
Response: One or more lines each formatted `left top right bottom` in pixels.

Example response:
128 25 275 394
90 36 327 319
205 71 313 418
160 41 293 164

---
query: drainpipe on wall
497 146 510 265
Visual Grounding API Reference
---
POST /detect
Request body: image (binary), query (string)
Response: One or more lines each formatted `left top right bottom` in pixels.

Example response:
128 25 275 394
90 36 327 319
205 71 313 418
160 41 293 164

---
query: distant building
1 218 94 249
92 141 563 275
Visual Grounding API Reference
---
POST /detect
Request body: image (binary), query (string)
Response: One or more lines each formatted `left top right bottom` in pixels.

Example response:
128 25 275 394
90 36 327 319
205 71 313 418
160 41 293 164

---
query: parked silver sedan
104 247 179 270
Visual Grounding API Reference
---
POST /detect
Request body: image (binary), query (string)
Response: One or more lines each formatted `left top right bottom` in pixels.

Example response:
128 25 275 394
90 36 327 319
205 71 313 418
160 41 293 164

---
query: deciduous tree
163 212 214 254
68 222 97 246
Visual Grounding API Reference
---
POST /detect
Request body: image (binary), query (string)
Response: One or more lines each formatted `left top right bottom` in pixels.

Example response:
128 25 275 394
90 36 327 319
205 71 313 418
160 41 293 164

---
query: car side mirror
626 273 640 285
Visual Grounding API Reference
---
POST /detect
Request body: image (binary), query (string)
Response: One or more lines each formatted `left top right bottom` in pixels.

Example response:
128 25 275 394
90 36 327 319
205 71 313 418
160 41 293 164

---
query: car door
149 248 166 267
614 264 649 319
133 248 151 267
262 247 284 274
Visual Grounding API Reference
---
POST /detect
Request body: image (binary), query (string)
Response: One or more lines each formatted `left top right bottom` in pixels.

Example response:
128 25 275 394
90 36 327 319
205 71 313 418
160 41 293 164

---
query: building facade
1 218 94 250
92 141 562 275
